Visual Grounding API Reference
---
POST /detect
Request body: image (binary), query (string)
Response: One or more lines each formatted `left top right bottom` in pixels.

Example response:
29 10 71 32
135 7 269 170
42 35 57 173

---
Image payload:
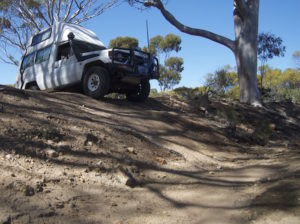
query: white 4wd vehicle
16 22 159 102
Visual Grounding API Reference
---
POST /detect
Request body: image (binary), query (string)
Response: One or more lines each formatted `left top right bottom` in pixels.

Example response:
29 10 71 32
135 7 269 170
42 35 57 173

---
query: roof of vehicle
25 22 105 54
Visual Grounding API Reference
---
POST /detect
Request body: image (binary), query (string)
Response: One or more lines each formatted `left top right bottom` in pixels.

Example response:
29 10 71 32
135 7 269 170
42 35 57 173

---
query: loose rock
126 147 136 154
56 202 64 209
117 167 139 188
5 154 13 160
25 185 35 196
45 149 59 158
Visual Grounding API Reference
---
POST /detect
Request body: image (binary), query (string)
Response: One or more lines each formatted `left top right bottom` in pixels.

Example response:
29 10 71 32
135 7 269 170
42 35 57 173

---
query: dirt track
0 86 300 224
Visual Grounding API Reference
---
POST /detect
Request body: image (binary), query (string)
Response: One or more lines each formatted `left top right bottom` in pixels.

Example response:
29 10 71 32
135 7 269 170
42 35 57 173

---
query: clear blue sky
1 0 299 90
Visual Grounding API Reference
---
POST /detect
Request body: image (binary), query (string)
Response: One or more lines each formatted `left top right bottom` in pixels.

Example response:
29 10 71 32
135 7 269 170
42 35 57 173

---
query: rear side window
31 28 51 46
35 45 52 64
21 53 35 70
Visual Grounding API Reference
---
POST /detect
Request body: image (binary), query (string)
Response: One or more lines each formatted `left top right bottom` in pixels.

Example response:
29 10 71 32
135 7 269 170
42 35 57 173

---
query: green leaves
159 64 182 91
205 66 238 97
149 35 163 55
165 57 184 72
161 34 181 53
258 32 286 62
108 36 139 49
149 34 181 57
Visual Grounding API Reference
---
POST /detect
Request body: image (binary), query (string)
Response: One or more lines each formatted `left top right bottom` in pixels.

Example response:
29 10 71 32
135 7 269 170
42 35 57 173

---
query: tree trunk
234 0 261 105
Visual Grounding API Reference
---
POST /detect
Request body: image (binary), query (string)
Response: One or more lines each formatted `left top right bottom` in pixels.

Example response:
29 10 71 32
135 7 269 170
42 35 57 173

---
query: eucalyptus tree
146 34 183 91
128 0 261 105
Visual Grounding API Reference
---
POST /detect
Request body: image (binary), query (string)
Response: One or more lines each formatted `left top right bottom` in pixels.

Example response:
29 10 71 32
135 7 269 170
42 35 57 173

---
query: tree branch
36 7 51 27
63 0 74 21
56 0 62 21
68 0 85 22
73 0 118 24
50 0 55 25
144 0 235 52
0 44 19 66
13 2 41 31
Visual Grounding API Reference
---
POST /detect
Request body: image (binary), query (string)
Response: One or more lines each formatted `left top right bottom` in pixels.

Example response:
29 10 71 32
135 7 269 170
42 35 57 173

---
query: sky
1 0 300 90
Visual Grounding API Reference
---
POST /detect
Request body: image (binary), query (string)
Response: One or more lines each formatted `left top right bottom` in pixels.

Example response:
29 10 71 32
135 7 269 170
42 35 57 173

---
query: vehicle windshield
73 40 106 53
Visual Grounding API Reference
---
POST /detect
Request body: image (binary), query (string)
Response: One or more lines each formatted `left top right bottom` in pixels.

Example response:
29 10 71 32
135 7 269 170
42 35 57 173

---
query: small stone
47 140 55 145
111 203 118 207
117 167 139 188
56 202 64 209
45 149 59 158
127 147 136 154
96 160 103 166
11 173 16 177
217 165 222 170
36 182 44 192
5 154 12 160
126 178 138 188
156 157 167 165
24 185 35 196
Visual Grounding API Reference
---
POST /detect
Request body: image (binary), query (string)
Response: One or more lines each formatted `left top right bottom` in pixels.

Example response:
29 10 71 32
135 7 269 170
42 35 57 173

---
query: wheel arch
81 60 109 82
24 81 39 90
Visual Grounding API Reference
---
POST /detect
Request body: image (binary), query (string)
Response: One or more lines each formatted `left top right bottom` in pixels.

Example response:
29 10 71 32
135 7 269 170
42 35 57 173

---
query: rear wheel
83 66 110 99
126 80 150 102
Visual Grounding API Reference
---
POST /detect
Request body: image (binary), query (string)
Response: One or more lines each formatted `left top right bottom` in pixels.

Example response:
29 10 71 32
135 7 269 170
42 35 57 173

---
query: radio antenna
146 20 150 52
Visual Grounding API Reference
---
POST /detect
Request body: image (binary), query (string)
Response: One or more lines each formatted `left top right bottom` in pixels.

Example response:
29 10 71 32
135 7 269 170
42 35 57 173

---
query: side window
56 43 73 61
31 28 51 46
21 53 35 70
35 45 52 64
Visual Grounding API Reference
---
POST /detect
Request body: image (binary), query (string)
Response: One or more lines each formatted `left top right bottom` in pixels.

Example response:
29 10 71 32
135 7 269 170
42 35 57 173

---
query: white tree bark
234 0 260 104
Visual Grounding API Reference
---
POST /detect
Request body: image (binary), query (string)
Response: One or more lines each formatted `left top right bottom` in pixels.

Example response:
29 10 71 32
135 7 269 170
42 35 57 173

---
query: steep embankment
0 86 299 224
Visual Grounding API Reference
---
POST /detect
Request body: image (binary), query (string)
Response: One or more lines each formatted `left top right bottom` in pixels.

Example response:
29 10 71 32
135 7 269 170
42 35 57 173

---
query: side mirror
68 32 75 40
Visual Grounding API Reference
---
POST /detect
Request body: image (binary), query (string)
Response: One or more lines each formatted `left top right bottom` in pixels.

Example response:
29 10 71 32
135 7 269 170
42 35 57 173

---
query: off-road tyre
83 66 110 99
126 80 150 102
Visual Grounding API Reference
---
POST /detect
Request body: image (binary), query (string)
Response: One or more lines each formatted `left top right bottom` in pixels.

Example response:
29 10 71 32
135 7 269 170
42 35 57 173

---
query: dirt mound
0 86 299 224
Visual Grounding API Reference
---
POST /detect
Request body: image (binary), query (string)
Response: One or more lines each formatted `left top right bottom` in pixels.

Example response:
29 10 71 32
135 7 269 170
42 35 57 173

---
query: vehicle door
20 52 35 89
52 42 80 87
34 44 54 89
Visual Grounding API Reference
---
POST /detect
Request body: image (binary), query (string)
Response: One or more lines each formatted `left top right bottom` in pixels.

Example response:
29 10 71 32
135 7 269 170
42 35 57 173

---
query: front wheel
82 66 110 99
126 80 150 102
